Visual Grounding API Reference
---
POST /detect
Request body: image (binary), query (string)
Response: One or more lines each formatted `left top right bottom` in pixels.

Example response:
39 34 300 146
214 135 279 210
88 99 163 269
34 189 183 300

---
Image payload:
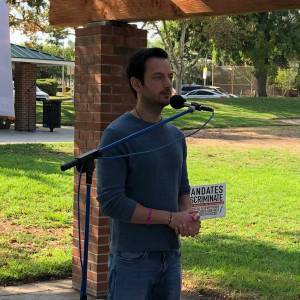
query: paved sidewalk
0 124 74 144
0 280 105 300
0 279 196 300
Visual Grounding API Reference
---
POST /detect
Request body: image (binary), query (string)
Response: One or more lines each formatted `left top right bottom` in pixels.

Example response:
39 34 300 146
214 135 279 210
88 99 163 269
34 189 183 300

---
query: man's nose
164 77 173 88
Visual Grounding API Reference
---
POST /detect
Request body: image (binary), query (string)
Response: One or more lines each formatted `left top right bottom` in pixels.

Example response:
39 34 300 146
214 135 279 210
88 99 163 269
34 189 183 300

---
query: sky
10 29 75 46
10 30 28 44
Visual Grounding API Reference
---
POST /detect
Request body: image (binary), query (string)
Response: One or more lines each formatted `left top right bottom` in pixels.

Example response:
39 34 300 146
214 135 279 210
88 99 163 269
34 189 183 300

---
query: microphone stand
60 107 195 300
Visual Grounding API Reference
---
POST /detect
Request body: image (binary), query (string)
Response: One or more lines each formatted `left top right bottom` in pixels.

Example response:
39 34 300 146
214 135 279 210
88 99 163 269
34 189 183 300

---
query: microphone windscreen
170 95 185 109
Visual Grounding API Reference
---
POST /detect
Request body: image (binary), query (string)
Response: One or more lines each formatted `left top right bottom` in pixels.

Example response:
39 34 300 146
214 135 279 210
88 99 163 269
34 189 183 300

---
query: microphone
170 95 214 112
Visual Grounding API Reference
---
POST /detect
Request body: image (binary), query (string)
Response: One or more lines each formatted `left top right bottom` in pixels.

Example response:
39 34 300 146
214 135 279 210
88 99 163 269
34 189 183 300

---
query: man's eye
153 75 162 80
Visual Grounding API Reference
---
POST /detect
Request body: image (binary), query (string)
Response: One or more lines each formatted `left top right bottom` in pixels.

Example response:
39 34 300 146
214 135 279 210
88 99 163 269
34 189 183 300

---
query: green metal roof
11 44 74 67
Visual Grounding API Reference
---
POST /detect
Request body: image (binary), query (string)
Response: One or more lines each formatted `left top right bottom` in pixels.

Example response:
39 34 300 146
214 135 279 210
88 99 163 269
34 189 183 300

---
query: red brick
75 46 88 55
80 36 94 46
101 113 122 123
75 139 87 149
99 94 121 103
112 103 134 113
112 85 132 95
88 84 101 94
88 25 112 36
14 63 37 131
79 94 93 103
75 65 88 75
137 29 148 38
80 55 95 65
101 74 124 85
87 140 100 149
94 54 124 65
73 23 148 296
87 44 113 55
75 27 89 37
81 74 101 84
87 64 101 75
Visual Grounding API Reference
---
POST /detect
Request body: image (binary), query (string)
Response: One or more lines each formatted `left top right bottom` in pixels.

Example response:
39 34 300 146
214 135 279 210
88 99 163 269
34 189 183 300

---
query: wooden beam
49 0 300 27
50 0 180 27
170 0 300 15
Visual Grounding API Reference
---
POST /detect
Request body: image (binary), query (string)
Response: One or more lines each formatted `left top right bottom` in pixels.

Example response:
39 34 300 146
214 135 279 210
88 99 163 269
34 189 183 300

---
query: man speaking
97 47 201 300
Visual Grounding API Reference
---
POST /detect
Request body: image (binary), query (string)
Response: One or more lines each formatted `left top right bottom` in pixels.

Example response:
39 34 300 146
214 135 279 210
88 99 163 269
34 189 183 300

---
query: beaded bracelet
167 212 173 225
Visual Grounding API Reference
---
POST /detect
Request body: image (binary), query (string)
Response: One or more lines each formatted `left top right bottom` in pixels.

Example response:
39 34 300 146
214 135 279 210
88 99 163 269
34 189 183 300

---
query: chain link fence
212 65 299 97
212 65 256 97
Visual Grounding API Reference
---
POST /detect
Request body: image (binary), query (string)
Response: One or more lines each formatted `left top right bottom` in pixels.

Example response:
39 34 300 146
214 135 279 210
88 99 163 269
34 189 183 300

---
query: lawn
36 97 300 129
182 143 299 299
0 143 74 284
163 96 300 129
1 97 299 299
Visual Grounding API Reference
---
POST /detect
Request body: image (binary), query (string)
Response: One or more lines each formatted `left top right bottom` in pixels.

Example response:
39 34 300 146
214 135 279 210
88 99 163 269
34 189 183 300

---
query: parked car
182 89 230 99
13 86 50 101
181 84 205 95
36 86 50 101
206 86 238 98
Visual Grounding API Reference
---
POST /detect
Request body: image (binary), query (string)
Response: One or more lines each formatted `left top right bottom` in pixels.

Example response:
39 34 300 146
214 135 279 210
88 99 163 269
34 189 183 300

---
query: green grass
182 145 300 299
0 143 74 284
163 97 300 129
37 97 300 129
0 142 299 298
1 97 300 298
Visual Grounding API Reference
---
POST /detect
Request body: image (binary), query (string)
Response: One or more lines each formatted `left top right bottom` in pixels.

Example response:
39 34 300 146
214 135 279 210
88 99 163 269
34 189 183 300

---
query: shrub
57 86 71 93
36 79 58 96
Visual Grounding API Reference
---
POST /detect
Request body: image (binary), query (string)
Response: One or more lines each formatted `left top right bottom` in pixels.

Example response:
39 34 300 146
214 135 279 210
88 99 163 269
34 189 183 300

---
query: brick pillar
14 63 37 132
73 21 147 297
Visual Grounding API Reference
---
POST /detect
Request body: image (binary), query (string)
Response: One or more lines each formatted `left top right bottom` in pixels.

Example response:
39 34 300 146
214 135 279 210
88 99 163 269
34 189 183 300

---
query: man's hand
168 210 201 237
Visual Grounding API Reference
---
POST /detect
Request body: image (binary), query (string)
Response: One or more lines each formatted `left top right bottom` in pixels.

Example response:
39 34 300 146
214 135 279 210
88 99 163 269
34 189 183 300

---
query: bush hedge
57 86 72 92
36 79 58 96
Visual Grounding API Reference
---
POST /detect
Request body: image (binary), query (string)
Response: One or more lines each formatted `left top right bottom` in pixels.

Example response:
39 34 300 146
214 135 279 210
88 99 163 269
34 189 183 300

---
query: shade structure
49 0 300 27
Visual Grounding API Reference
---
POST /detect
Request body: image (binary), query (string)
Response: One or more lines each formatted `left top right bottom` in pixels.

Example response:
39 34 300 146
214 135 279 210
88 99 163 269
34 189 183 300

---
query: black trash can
42 100 62 132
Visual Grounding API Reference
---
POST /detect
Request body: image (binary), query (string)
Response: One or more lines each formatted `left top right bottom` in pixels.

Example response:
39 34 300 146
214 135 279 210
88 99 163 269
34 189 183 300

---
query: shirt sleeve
96 128 137 222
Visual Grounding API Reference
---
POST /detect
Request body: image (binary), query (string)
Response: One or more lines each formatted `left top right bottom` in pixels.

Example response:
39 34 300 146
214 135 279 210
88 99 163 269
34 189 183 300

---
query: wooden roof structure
48 0 300 27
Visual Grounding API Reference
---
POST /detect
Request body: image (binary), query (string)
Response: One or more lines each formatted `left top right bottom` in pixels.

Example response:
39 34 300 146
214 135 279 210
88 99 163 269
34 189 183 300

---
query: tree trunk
257 75 268 97
175 72 184 95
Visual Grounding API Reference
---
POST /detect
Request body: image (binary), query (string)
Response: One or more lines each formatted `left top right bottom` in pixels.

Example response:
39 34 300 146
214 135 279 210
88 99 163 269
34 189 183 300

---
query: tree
27 40 75 85
214 10 300 96
8 0 73 45
146 17 226 94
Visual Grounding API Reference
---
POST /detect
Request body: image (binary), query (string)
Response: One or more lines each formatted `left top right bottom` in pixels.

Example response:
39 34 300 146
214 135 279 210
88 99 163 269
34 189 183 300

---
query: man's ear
130 77 142 92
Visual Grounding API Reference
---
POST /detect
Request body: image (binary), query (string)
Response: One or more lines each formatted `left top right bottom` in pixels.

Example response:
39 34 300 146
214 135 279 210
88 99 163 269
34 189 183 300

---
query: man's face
140 57 173 108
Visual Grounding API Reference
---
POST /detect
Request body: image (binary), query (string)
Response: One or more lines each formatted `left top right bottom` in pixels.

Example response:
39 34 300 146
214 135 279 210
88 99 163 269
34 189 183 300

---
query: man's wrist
167 211 173 226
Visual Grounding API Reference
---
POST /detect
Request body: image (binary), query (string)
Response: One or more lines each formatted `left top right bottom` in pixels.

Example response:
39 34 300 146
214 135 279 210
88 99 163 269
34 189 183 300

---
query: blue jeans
107 250 182 300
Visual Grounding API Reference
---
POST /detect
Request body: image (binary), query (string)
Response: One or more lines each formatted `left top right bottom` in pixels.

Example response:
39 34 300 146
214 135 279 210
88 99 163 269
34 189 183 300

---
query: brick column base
14 63 37 132
73 21 147 297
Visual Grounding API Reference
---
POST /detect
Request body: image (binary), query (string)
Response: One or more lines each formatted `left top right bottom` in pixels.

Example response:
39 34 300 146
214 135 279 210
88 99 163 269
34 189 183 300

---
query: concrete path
0 279 197 300
0 280 104 300
0 124 74 144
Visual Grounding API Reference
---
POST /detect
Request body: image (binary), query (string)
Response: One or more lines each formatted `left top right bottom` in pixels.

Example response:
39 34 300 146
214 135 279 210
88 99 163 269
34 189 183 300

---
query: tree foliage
8 0 73 45
27 41 75 81
146 17 227 93
214 10 300 96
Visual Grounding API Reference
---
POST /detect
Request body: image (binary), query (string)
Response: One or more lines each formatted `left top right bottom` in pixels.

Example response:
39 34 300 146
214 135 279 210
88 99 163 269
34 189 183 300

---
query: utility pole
203 53 208 86
62 40 65 96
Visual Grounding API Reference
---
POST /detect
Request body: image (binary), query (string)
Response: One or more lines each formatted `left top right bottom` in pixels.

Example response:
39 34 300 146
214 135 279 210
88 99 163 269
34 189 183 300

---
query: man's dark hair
127 48 169 98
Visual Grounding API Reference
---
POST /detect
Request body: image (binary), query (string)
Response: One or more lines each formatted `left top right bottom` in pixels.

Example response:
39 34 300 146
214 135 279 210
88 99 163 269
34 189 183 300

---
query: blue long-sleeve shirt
96 112 190 251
